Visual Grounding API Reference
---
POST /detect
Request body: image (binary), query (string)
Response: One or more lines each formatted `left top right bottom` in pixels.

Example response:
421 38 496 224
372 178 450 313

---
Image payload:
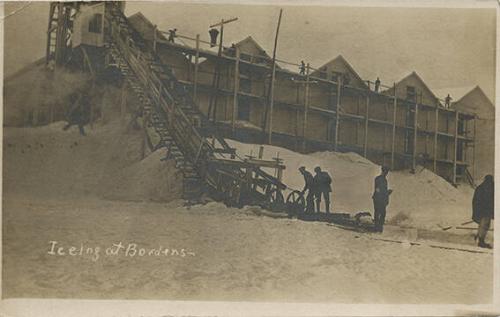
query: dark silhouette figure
313 166 332 214
209 28 219 47
445 94 452 108
299 61 306 76
168 28 177 43
372 166 392 232
63 90 91 136
299 166 315 213
472 175 494 249
374 77 381 93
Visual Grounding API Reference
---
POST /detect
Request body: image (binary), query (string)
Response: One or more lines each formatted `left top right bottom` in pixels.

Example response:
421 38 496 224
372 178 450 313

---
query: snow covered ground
2 197 493 303
2 118 493 303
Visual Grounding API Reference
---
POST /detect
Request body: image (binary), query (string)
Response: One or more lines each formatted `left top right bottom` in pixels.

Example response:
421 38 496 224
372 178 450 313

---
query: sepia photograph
1 0 497 313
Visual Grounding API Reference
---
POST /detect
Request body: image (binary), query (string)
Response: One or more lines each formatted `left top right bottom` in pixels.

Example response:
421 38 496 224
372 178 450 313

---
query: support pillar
334 77 342 151
301 64 311 152
193 34 200 102
363 94 370 157
433 106 439 172
232 47 240 132
390 83 397 170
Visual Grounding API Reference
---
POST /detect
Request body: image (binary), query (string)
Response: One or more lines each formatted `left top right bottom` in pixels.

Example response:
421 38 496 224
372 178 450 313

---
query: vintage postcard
1 0 498 316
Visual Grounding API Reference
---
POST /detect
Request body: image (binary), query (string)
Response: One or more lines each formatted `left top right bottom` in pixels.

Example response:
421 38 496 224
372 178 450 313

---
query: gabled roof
223 36 277 67
311 55 368 88
232 36 271 59
433 85 476 103
394 71 440 102
453 85 494 107
127 12 167 41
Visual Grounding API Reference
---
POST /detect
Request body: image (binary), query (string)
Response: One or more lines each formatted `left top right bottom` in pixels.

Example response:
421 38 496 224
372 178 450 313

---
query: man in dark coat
63 90 91 136
372 166 393 232
299 166 315 213
313 166 332 214
472 174 494 248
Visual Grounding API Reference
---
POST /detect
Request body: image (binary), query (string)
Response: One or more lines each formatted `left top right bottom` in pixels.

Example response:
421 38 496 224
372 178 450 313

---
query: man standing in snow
313 166 332 214
472 175 494 249
63 89 91 136
299 166 315 213
372 166 392 232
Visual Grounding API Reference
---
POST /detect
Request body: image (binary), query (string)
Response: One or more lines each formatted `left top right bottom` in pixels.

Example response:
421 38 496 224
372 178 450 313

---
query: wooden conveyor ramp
105 4 289 207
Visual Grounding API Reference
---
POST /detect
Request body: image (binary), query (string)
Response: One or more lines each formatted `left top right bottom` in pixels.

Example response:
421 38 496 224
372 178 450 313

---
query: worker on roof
299 61 306 76
372 166 393 233
168 28 177 43
313 166 332 214
209 28 219 47
299 166 315 213
375 77 381 93
472 174 494 249
445 94 452 108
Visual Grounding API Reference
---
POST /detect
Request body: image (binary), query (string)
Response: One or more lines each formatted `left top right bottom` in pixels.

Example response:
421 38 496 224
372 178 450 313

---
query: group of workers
299 165 493 247
298 166 333 214
299 165 391 232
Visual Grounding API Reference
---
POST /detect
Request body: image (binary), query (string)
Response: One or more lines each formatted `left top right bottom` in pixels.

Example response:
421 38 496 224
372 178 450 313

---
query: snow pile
226 139 475 231
3 112 476 230
102 149 183 202
3 118 183 202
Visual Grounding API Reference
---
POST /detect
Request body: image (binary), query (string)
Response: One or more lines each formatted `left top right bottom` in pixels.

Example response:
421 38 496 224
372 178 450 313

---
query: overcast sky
4 1 497 102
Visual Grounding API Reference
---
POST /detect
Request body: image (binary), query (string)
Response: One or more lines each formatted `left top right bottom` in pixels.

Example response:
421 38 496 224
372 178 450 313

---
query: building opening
88 13 103 34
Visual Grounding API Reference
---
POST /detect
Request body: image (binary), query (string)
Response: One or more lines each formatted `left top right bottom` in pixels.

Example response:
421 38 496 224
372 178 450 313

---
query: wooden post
334 77 342 151
232 47 240 132
302 64 311 152
193 34 200 101
120 83 127 124
267 8 283 145
391 83 397 170
412 95 419 172
141 123 147 159
46 4 55 65
472 116 476 180
433 105 439 172
363 94 370 157
453 110 459 185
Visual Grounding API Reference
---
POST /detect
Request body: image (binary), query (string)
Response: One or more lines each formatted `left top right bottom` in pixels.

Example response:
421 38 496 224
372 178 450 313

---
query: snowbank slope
227 140 475 230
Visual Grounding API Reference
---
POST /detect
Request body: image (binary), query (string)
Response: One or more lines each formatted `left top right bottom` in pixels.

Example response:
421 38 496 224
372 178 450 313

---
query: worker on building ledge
472 174 494 249
444 94 452 108
209 28 219 47
299 166 315 213
372 166 393 233
313 166 332 214
63 84 91 136
168 28 177 43
299 61 306 76
374 77 381 93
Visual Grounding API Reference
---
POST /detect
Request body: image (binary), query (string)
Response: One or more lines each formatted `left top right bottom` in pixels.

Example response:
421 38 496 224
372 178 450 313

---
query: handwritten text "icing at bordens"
47 241 196 262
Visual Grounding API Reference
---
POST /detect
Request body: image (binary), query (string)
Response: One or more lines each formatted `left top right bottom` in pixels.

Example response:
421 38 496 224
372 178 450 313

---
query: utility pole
291 66 318 152
266 8 283 145
207 17 238 123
